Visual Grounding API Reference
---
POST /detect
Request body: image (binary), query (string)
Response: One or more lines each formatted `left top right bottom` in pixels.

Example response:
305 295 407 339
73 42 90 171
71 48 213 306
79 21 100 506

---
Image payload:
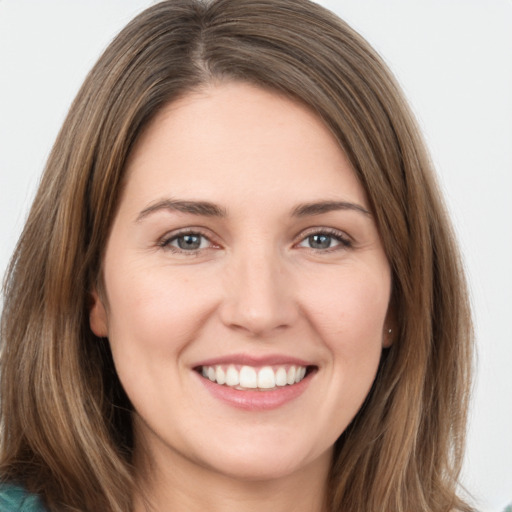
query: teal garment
0 484 46 512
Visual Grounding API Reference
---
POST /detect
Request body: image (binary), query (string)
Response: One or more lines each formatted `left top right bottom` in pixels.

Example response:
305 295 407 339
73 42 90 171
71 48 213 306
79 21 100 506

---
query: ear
89 288 108 337
382 303 396 348
382 325 394 348
382 290 397 348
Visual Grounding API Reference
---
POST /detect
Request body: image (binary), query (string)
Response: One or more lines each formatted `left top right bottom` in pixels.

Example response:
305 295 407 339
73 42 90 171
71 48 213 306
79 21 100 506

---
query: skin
90 82 392 512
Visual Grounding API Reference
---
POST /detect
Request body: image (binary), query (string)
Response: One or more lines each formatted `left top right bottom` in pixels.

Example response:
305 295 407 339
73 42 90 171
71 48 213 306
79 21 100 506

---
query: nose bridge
220 242 296 335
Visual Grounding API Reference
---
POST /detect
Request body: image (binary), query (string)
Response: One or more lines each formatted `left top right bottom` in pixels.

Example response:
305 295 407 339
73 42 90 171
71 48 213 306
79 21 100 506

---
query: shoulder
0 484 46 512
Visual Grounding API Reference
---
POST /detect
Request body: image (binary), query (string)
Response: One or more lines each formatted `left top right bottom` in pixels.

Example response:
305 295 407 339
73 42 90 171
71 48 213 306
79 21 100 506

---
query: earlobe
89 289 108 337
383 293 397 348
382 327 393 348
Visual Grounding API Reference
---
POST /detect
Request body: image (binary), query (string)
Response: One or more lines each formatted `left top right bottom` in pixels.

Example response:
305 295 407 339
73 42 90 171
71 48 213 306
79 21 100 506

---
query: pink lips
194 354 312 368
193 353 316 411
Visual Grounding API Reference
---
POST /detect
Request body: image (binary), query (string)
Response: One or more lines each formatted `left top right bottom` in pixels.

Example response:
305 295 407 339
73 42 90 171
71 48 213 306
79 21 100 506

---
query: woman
0 0 474 511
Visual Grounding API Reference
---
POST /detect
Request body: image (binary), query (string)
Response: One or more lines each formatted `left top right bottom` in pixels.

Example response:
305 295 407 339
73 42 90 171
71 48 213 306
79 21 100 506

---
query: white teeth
257 366 275 389
275 367 287 386
216 366 226 385
239 366 258 388
226 365 240 386
199 364 309 390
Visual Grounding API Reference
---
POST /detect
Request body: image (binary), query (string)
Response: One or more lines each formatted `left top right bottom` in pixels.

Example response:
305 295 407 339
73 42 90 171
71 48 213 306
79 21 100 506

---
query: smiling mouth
196 364 316 391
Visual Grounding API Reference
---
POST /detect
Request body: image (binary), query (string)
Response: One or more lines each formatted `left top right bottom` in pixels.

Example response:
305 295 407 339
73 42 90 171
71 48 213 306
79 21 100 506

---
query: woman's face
90 82 392 483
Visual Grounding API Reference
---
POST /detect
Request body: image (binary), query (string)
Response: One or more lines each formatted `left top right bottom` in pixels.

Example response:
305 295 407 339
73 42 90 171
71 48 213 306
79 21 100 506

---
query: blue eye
307 234 335 249
298 230 350 251
163 232 211 251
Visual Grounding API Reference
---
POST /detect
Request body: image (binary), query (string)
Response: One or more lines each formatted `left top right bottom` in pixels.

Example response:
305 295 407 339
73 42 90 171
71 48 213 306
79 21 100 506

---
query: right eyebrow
136 199 227 222
292 200 371 218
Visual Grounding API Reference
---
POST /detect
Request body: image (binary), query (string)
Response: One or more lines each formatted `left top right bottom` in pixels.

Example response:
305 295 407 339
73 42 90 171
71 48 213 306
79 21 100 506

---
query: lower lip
195 371 314 411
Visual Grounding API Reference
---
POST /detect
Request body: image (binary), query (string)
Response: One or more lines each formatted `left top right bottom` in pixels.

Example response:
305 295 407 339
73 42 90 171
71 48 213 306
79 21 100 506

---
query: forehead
122 81 368 212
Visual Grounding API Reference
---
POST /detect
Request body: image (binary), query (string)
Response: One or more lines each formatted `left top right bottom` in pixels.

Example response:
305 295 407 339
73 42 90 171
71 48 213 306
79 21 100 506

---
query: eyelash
158 227 352 255
296 228 352 252
158 228 215 255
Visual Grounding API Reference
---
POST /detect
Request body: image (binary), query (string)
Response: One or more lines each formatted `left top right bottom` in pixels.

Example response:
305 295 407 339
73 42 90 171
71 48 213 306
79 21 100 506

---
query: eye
297 229 351 251
159 231 213 253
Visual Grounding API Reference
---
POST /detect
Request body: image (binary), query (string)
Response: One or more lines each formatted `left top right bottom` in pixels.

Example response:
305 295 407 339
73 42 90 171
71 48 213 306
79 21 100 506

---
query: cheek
105 267 214 359
287 266 391 444
103 268 217 419
301 267 391 350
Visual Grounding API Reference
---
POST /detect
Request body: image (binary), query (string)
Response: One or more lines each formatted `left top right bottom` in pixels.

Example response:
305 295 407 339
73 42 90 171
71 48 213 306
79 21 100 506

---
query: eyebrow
292 200 371 217
136 199 227 222
136 198 370 223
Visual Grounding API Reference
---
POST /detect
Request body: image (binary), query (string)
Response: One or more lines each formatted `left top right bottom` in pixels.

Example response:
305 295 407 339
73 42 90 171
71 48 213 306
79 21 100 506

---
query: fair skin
90 82 392 512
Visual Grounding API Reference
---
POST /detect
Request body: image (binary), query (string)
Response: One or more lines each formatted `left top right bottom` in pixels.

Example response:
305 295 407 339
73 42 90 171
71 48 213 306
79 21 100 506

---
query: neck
133 438 332 512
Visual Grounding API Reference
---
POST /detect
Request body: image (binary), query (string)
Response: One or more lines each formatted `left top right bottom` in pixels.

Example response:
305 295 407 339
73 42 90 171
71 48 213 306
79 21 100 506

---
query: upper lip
193 353 314 368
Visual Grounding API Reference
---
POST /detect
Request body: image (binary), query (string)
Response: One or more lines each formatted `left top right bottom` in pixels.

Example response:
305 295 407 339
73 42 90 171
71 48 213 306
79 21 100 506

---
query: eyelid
294 227 353 250
157 227 221 252
156 226 352 254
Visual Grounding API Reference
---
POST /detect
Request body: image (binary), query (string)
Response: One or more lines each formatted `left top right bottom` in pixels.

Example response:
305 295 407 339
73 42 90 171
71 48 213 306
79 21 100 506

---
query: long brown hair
0 1 473 511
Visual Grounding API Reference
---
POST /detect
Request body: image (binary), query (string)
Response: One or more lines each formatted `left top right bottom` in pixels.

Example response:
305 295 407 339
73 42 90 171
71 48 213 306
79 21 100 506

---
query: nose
218 247 299 337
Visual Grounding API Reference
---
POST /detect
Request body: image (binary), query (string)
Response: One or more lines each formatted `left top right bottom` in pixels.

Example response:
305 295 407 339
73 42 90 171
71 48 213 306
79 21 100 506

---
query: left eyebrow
136 199 227 222
292 200 371 217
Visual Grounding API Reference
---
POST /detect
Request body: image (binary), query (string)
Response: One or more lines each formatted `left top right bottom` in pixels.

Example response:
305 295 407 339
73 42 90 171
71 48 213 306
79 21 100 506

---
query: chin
191 437 332 483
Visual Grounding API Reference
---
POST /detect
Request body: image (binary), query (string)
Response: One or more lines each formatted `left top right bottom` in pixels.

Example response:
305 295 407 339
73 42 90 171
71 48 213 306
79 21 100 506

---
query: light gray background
1 1 511 510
